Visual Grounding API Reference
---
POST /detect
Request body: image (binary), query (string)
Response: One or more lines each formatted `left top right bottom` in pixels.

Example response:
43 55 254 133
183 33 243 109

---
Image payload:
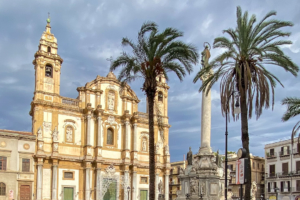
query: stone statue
37 127 43 139
200 182 206 195
52 127 58 142
158 180 163 194
251 181 257 200
215 150 222 168
201 44 211 68
190 177 197 194
187 147 193 165
142 138 147 151
66 127 73 142
108 91 115 110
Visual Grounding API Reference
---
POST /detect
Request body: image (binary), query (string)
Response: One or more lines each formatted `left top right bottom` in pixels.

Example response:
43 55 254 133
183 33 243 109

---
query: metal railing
280 150 291 156
266 172 277 178
266 152 277 158
61 97 80 106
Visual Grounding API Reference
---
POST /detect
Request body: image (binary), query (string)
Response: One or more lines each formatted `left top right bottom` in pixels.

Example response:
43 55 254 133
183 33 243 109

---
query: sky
0 0 300 162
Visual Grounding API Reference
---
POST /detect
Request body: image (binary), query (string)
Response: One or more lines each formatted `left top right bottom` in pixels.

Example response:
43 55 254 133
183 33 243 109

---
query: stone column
199 87 212 153
51 164 58 200
85 167 90 200
86 115 91 146
155 173 159 200
132 170 137 200
96 168 101 200
165 174 169 200
36 161 43 200
124 171 129 200
97 116 102 147
133 123 137 151
125 121 130 150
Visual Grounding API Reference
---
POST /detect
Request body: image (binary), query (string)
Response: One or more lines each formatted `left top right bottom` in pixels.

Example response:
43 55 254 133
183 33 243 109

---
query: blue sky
0 0 300 162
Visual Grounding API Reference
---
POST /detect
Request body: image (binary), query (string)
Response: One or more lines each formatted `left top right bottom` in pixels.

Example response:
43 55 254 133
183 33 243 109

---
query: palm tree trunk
240 90 251 200
147 91 156 200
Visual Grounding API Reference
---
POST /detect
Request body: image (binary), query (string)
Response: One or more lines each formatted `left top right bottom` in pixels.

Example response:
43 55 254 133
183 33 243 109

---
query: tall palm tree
110 21 199 200
194 6 299 199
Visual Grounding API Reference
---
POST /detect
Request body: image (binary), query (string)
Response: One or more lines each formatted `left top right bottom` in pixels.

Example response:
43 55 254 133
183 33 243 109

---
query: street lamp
127 186 130 200
186 193 190 200
225 91 240 200
275 187 279 200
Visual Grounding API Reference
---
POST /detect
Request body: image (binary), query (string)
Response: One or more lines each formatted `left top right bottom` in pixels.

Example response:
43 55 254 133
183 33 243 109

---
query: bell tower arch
32 16 63 101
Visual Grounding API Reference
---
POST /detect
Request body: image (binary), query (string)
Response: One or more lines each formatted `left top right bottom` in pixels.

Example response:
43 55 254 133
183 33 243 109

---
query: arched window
107 128 114 145
45 64 53 78
158 91 163 102
0 182 6 196
47 46 51 53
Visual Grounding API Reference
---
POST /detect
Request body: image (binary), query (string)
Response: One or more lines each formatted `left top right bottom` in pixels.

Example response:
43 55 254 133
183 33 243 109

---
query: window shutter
268 182 270 192
288 181 290 191
281 182 283 192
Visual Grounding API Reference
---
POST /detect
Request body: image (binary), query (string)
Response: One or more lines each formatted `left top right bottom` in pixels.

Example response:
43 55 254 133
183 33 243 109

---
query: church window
107 128 114 145
0 183 5 196
45 64 53 78
158 91 163 102
47 46 51 53
140 177 148 184
22 158 30 172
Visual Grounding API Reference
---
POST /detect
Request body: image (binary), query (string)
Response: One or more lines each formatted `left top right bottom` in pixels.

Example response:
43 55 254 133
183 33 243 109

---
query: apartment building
265 139 300 200
224 153 265 199
169 160 186 200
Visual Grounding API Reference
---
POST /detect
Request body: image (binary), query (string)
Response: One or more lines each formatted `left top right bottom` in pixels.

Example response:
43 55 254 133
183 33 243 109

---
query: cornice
33 50 63 64
0 132 36 141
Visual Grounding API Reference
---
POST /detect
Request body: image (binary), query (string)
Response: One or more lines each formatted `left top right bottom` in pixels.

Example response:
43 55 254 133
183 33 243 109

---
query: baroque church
27 18 171 200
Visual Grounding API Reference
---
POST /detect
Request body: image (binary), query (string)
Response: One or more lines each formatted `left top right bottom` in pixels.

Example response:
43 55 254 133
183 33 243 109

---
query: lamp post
275 187 279 200
186 193 190 200
127 186 130 200
225 91 240 200
199 193 203 200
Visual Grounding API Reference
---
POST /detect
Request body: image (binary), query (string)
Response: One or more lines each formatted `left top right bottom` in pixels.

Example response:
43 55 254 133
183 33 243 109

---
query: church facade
29 19 171 200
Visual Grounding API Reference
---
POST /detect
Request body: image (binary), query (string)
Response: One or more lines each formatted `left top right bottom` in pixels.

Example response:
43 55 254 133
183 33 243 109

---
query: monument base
176 152 225 200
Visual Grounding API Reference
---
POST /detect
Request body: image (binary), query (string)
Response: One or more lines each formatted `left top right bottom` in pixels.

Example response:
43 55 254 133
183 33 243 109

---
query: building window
269 164 275 177
158 91 163 102
282 163 289 175
45 64 53 78
140 177 148 184
107 128 114 145
270 148 275 156
0 183 5 196
253 162 255 169
22 158 30 172
228 164 233 171
63 171 74 180
47 46 51 53
257 163 259 169
0 157 6 171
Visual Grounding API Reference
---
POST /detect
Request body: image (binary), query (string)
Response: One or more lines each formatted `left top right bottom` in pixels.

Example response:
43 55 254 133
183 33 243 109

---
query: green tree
193 6 299 199
282 97 300 142
110 22 199 200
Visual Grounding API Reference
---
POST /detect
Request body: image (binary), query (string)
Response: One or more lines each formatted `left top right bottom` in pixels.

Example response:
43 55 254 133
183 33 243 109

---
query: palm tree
194 6 299 199
110 21 199 200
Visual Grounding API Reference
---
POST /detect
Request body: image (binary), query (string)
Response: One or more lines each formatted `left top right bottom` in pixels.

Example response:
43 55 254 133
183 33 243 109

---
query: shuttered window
270 149 274 156
296 161 300 172
270 165 275 176
0 183 5 196
0 157 6 171
22 159 30 172
268 182 270 192
282 163 288 175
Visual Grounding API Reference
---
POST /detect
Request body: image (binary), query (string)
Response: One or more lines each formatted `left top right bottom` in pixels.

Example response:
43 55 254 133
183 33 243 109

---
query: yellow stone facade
30 20 171 200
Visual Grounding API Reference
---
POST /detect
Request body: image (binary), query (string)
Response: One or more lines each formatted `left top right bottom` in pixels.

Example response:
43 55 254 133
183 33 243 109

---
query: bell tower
32 16 63 102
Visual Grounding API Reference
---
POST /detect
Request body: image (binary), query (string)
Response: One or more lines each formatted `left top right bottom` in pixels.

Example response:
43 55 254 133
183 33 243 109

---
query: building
224 153 265 199
1 17 171 200
265 138 300 200
169 160 186 200
0 129 36 200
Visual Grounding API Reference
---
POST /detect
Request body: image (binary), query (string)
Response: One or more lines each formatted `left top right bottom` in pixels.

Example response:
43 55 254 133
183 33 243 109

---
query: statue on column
187 147 193 165
200 43 213 81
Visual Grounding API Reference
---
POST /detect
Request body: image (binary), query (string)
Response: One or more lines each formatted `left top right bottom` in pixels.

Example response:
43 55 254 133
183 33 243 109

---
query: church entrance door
103 181 117 200
63 187 73 200
20 185 30 200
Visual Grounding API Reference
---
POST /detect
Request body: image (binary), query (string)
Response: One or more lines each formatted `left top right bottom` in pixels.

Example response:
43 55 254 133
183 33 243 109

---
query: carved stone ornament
107 116 117 125
52 126 58 142
38 142 43 150
164 145 170 155
155 144 160 154
200 182 206 195
43 121 52 133
0 141 6 148
37 127 43 140
105 164 116 177
23 143 30 150
158 180 163 194
190 177 198 194
53 143 58 151
134 152 138 160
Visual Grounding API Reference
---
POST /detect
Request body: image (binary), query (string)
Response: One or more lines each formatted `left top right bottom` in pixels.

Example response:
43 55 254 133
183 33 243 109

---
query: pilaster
51 159 58 200
36 158 44 200
85 162 91 200
95 105 104 160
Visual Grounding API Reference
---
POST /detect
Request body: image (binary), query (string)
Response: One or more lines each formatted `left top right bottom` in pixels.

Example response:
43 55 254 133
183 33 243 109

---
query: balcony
266 152 277 159
292 187 300 193
281 187 291 193
268 188 275 193
266 172 277 178
280 150 291 157
277 171 291 177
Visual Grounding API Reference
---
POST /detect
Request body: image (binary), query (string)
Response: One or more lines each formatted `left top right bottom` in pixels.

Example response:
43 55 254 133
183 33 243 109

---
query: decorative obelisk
199 44 213 154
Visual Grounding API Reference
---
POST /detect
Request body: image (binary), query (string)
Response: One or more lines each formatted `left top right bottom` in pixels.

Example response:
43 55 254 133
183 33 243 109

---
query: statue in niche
66 127 73 143
142 138 147 151
190 177 197 194
52 127 58 142
107 91 115 110
200 182 206 195
187 147 193 165
37 127 43 139
158 180 163 194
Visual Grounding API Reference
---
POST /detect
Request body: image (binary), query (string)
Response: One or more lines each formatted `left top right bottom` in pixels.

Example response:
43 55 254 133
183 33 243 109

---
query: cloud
1 0 300 163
